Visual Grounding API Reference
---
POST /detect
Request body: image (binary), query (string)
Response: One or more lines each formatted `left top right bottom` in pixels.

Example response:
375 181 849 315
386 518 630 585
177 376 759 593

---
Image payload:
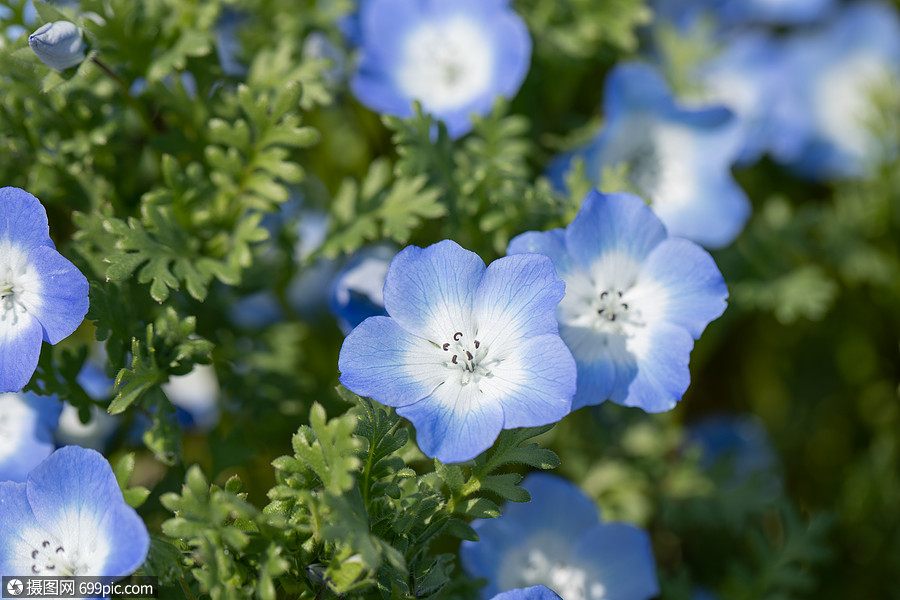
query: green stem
178 578 197 600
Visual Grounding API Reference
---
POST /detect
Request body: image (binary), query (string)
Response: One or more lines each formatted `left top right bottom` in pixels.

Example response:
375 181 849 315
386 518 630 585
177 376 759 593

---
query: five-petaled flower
509 191 728 413
350 0 532 138
0 187 89 393
461 473 659 600
338 240 576 463
0 445 149 579
548 63 750 249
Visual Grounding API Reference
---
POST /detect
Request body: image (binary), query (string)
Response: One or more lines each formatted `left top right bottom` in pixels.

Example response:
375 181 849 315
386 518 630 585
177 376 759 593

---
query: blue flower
0 392 61 482
350 0 532 138
28 21 87 72
0 445 149 578
460 473 659 600
339 240 575 463
508 191 728 412
651 0 835 29
328 245 395 334
779 2 900 179
549 63 750 249
691 32 807 166
491 586 562 600
1 187 90 393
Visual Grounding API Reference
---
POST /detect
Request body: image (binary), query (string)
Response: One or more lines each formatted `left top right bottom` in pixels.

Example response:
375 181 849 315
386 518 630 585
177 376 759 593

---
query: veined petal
0 312 43 393
610 322 694 413
0 481 45 578
565 191 667 276
19 245 89 345
338 316 444 408
382 240 485 342
507 229 574 277
25 446 131 574
473 254 565 350
95 502 151 577
481 334 574 429
397 379 504 463
0 187 52 254
560 324 621 410
632 238 728 339
571 523 660 600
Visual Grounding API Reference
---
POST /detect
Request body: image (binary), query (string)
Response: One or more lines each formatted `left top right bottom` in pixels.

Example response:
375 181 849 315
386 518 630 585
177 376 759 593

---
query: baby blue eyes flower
0 392 61 482
350 0 532 138
338 240 576 463
780 1 900 179
508 191 727 413
28 21 87 72
0 446 149 578
1 187 90 393
549 63 750 249
460 473 659 600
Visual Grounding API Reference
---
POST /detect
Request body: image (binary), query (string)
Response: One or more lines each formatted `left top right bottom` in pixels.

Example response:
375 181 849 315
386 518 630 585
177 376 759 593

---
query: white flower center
518 548 608 600
0 241 41 326
396 16 493 113
438 330 497 386
27 539 91 576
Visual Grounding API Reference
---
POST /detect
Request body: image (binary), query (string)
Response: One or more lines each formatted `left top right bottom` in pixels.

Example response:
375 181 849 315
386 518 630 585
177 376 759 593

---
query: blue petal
635 238 728 339
382 240 485 342
560 326 623 410
565 191 667 272
507 229 574 276
0 481 44 578
609 322 694 413
491 587 562 600
0 187 53 253
26 446 148 575
338 316 443 408
571 523 660 600
0 312 43 393
0 393 56 482
474 253 565 348
483 334 575 429
397 380 505 463
21 245 89 344
603 63 673 120
95 501 151 576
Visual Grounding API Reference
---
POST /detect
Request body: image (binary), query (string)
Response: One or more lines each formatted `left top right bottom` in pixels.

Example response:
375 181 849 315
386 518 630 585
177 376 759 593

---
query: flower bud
28 21 87 71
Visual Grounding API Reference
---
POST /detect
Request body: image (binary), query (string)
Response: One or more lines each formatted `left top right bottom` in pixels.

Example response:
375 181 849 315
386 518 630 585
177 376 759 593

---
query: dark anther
56 547 64 553
474 340 480 348
466 351 473 360
597 308 605 315
442 343 450 351
42 541 50 547
622 303 628 310
32 550 38 559
610 314 617 321
32 566 39 573
46 565 55 571
600 291 608 300
452 355 458 364
617 291 623 298
453 331 463 341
